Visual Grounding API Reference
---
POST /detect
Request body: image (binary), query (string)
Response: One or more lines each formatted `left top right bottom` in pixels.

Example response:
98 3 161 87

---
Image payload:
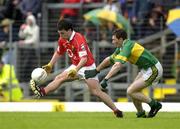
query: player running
30 19 123 118
85 29 163 118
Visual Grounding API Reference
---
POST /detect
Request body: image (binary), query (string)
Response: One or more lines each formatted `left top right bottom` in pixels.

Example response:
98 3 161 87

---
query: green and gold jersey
109 39 158 69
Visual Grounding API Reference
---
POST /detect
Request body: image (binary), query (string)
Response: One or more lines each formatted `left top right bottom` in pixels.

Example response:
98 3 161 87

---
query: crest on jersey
71 45 75 52
81 44 86 51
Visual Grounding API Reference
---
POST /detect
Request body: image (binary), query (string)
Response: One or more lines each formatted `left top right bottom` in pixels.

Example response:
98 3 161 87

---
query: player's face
58 29 70 40
112 35 123 47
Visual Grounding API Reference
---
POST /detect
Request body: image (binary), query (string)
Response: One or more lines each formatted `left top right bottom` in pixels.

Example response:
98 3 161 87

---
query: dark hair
57 19 73 31
113 29 127 40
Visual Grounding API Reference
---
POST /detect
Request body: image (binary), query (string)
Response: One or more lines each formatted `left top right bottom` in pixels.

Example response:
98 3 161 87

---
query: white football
31 68 47 83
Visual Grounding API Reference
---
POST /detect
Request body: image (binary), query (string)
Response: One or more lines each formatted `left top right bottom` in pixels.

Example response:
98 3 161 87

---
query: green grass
0 112 180 129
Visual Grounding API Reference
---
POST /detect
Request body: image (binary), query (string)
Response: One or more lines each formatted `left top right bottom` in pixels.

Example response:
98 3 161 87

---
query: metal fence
0 2 180 102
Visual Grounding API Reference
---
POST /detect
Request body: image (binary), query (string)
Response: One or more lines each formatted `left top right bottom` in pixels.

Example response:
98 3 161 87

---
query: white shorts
140 62 163 86
65 63 99 81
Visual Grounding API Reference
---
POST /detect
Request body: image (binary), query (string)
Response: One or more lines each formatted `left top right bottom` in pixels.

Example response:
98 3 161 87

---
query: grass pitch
0 112 179 129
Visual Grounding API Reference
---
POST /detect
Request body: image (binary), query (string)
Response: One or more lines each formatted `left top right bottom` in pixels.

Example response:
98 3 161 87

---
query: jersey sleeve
56 40 66 55
77 35 88 58
109 48 119 64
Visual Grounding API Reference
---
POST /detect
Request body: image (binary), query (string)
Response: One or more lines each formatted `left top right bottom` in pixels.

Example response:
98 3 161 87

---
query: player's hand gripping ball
42 63 52 74
68 69 77 78
31 68 47 83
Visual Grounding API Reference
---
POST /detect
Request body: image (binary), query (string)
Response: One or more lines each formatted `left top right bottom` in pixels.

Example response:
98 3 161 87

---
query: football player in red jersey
30 19 123 118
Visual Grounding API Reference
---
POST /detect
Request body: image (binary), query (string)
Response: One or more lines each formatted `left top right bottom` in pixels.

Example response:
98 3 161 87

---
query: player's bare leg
128 72 146 117
85 79 123 118
44 71 69 93
132 98 146 117
30 71 77 97
129 73 147 117
127 77 162 117
44 71 83 94
127 78 151 103
132 99 143 112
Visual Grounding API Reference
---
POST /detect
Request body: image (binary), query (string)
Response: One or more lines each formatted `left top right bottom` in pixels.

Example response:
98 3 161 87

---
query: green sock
136 110 146 117
148 99 156 107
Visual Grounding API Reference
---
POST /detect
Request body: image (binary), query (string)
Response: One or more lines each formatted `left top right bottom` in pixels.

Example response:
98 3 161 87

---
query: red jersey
57 31 95 66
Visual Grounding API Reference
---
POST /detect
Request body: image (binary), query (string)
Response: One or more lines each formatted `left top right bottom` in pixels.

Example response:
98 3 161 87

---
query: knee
127 87 133 96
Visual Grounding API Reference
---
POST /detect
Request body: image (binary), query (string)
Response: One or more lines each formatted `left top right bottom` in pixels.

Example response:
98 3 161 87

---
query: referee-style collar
69 30 75 41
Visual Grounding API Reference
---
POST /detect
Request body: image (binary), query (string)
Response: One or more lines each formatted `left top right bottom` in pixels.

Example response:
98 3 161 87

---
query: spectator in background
144 3 166 36
131 0 152 25
131 0 153 39
98 0 120 50
102 0 121 42
82 0 103 13
0 19 17 64
119 0 134 19
18 15 39 46
0 0 23 21
104 0 120 13
0 19 11 48
18 14 39 82
0 0 23 38
19 0 42 18
60 0 81 22
0 19 10 62
0 60 23 101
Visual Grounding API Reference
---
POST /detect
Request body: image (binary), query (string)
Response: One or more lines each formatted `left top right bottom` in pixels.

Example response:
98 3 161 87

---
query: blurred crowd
83 0 169 43
0 0 41 101
0 0 177 48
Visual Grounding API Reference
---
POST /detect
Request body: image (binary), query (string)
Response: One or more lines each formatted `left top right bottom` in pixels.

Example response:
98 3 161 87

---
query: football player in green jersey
85 29 163 118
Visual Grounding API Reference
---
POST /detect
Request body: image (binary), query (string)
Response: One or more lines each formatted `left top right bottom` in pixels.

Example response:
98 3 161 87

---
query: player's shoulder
123 39 136 47
124 39 134 44
74 32 85 40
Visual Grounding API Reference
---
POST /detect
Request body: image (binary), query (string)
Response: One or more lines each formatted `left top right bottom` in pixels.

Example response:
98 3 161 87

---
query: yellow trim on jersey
115 55 128 62
129 43 144 64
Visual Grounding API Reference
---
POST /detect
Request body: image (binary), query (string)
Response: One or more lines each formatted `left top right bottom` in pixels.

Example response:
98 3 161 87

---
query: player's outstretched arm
100 62 122 89
104 62 122 80
96 57 112 71
84 57 111 79
42 52 62 73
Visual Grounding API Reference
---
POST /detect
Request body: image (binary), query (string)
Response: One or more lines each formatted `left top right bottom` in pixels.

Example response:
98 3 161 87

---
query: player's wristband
95 69 100 73
47 63 52 68
104 78 108 82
